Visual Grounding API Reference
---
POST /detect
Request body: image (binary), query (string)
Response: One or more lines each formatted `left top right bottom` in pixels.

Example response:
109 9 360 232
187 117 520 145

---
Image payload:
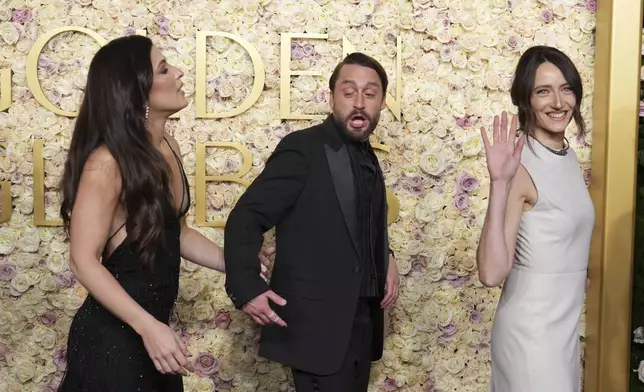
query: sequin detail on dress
58 139 190 392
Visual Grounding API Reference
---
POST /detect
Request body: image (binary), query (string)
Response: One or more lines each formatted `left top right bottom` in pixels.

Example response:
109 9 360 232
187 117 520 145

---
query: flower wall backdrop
0 0 596 391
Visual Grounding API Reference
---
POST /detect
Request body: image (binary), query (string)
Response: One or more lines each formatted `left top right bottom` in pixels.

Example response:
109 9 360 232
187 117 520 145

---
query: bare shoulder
85 146 118 172
81 146 121 194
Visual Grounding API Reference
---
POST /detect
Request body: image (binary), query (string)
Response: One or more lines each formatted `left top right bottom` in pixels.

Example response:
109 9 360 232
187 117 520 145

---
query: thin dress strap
163 137 190 217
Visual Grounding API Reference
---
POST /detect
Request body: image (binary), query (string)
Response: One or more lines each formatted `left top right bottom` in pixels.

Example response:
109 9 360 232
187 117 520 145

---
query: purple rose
193 352 220 376
156 15 168 25
159 24 170 36
507 35 519 50
11 9 32 24
56 272 75 287
453 192 468 210
586 0 597 12
541 10 553 23
11 171 23 184
291 45 304 61
215 378 233 389
449 276 464 287
311 89 327 104
457 172 479 193
0 264 16 281
383 377 397 391
302 43 314 56
440 322 457 336
456 116 473 129
39 311 57 325
470 310 482 323
123 26 136 36
424 377 436 392
214 310 231 329
38 54 52 68
411 229 423 241
639 101 644 117
53 348 67 371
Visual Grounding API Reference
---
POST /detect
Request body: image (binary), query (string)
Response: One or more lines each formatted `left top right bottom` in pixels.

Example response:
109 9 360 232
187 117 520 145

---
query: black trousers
291 299 374 392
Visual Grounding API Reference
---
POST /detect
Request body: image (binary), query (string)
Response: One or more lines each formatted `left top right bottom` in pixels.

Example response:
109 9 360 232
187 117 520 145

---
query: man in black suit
223 52 400 392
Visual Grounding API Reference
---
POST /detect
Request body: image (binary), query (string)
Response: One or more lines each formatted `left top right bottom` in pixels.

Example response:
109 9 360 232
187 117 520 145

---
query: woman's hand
480 111 525 183
139 320 194 375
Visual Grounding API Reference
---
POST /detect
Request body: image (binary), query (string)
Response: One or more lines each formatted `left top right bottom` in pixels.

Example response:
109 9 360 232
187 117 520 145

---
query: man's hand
243 290 287 327
258 246 275 281
380 254 400 308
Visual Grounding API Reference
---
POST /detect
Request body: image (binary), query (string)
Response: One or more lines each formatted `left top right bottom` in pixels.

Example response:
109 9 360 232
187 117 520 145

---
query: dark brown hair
60 35 171 266
510 45 586 139
329 52 389 95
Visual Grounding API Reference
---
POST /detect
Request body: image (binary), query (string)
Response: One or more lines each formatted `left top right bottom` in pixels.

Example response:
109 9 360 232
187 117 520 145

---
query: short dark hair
328 52 388 95
510 45 586 137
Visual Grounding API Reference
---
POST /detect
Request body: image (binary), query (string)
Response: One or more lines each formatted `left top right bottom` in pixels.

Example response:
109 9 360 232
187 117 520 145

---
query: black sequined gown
59 140 189 392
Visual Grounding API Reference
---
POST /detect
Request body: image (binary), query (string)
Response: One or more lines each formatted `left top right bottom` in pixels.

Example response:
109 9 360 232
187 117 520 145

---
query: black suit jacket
224 116 390 375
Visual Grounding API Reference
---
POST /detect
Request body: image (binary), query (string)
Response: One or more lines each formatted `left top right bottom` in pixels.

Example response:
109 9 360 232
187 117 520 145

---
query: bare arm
69 146 192 375
68 148 157 333
477 166 531 287
163 135 266 274
179 219 225 271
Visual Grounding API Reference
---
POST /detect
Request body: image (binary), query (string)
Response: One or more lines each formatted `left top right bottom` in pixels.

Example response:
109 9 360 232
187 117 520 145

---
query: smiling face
529 61 577 136
329 63 386 142
147 46 187 116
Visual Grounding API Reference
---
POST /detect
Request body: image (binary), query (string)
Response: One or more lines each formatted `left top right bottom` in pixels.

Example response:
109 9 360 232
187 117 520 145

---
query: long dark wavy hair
61 35 171 267
510 45 586 146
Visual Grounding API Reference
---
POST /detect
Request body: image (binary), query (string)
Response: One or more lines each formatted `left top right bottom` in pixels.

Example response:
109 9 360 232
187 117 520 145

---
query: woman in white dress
476 45 594 392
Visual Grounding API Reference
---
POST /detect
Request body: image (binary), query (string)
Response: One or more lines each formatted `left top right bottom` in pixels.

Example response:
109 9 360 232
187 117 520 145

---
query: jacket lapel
323 117 361 259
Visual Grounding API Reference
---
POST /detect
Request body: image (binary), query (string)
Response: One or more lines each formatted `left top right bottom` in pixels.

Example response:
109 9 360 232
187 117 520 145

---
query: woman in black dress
57 35 272 391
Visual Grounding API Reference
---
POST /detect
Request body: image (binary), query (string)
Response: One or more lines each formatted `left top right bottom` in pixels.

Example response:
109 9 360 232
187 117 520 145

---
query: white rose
169 20 186 39
0 22 19 45
14 359 35 383
17 229 40 253
0 227 18 254
219 84 234 98
10 273 30 294
175 37 196 55
419 151 446 176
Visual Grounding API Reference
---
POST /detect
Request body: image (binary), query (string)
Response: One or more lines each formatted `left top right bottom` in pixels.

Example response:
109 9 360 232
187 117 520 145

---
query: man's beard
332 110 379 142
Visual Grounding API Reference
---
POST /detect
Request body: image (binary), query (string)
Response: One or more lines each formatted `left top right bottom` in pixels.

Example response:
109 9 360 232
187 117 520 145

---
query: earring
144 104 149 129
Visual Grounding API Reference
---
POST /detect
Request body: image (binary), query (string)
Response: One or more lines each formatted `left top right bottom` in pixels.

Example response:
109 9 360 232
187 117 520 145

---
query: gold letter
0 142 11 223
279 33 328 120
371 143 399 224
33 140 62 226
0 69 11 112
27 27 108 117
342 36 402 121
195 32 265 118
195 142 253 227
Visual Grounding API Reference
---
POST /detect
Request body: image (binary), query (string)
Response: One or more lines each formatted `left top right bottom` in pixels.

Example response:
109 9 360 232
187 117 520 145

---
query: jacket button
354 266 361 273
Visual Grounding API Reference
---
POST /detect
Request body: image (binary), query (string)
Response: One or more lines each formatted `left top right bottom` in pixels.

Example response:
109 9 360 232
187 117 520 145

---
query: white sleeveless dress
488 137 594 392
